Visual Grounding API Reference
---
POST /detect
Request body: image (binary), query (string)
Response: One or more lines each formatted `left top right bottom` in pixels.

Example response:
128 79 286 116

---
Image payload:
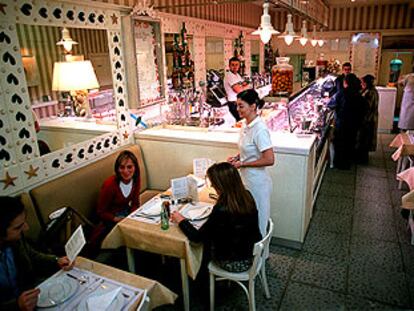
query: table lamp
52 60 100 118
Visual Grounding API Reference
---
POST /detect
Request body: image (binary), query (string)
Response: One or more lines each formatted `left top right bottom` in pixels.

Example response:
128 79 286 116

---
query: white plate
76 287 126 311
181 203 213 221
37 275 79 308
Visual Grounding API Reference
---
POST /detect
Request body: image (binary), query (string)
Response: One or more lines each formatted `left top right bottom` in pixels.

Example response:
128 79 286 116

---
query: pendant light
317 28 325 47
251 1 280 44
297 20 309 46
310 25 318 47
279 14 298 46
56 28 78 53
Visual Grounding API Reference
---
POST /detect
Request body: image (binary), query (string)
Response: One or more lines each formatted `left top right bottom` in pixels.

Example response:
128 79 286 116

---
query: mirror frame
0 0 132 195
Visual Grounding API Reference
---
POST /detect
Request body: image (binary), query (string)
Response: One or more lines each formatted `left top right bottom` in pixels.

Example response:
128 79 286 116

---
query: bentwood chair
208 218 274 311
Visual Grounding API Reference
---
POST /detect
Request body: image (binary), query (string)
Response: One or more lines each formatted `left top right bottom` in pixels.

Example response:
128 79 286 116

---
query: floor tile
401 244 414 276
315 194 354 214
266 246 297 280
349 238 403 272
310 210 352 235
319 182 355 198
346 294 407 310
279 282 347 311
348 265 410 307
355 186 391 203
291 252 348 292
303 228 350 259
353 199 394 222
352 217 398 242
355 176 388 190
357 167 388 179
323 171 356 186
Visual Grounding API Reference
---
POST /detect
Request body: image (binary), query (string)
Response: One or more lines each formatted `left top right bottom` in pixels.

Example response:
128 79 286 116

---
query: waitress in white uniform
228 89 275 236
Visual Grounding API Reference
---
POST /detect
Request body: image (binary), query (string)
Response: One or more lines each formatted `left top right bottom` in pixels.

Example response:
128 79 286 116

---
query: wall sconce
251 1 279 44
52 61 99 118
278 14 298 46
56 28 78 53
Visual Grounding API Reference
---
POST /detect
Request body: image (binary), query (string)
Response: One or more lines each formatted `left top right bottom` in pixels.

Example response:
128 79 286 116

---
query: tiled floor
149 134 414 310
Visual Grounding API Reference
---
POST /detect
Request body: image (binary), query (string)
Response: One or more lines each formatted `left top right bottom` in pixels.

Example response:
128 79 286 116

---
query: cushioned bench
28 144 163 236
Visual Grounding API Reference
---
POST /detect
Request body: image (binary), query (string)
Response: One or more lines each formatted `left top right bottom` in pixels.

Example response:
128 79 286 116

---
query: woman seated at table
89 150 141 252
171 162 262 272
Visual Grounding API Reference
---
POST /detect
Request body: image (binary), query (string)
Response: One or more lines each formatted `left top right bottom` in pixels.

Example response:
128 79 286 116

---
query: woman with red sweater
89 150 141 253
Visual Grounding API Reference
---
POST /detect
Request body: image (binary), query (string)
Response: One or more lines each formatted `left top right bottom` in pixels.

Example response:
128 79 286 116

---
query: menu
65 225 86 263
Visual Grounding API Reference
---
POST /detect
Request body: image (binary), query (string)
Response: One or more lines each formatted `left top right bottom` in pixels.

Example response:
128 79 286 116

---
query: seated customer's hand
57 256 74 271
18 288 40 311
171 211 185 224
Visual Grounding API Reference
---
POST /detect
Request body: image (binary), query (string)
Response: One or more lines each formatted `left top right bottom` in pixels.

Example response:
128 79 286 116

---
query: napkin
87 287 121 311
140 199 161 215
184 205 212 221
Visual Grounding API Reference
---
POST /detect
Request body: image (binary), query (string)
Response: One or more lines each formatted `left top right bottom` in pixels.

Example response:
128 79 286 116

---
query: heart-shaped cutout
0 120 3 128
7 73 19 85
11 94 23 104
16 112 26 122
0 149 10 161
115 61 121 69
118 99 124 107
104 139 110 148
112 137 118 145
39 7 48 18
53 8 62 19
88 144 94 153
67 10 74 20
18 128 30 139
88 13 96 23
65 153 73 163
3 52 16 65
21 144 32 154
116 73 122 81
77 148 85 159
20 3 33 16
98 15 104 23
113 35 119 43
78 12 85 22
114 47 120 56
96 142 102 150
0 32 11 44
121 114 126 121
52 159 60 168
0 136 6 145
117 86 123 94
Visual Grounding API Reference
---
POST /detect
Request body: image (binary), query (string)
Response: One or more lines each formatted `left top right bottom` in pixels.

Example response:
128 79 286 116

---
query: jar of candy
272 57 294 95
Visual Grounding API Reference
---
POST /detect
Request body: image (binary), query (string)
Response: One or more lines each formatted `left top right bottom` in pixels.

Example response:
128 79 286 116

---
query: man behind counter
335 62 352 93
224 57 251 121
0 196 73 311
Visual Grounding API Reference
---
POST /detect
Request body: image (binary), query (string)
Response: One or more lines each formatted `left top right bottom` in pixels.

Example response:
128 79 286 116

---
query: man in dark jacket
0 196 73 311
335 62 352 94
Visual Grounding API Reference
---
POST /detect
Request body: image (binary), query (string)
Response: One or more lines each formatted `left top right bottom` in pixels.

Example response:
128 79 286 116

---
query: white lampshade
317 39 325 47
251 2 279 44
278 14 298 46
310 25 318 47
311 39 318 47
297 20 308 46
52 61 100 91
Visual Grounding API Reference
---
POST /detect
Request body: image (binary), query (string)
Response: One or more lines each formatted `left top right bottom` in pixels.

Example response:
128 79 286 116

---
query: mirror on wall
206 37 224 71
17 24 115 152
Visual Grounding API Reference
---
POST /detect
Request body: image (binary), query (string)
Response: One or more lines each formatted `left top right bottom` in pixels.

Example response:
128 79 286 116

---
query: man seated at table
0 196 73 311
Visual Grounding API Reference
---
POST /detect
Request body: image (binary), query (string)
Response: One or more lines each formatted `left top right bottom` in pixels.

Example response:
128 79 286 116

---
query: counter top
135 126 316 155
40 117 117 133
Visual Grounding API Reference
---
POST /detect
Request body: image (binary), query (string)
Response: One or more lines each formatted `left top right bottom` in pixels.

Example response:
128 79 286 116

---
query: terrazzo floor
126 134 414 310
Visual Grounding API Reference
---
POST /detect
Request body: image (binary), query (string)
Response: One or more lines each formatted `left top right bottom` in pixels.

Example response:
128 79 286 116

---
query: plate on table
181 203 213 221
37 274 79 308
76 285 126 311
137 198 162 217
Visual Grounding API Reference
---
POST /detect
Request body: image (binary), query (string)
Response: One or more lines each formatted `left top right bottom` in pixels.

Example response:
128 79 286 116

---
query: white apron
239 117 273 237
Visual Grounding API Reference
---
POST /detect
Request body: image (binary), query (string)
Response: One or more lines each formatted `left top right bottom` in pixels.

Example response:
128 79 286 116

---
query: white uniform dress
239 116 273 237
224 71 243 102
398 73 414 130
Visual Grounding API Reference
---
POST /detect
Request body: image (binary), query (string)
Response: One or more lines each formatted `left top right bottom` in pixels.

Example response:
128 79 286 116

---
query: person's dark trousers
334 127 356 169
227 101 241 121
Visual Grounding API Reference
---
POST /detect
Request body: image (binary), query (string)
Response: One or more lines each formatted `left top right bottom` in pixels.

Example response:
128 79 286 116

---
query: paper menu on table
187 176 199 202
171 177 189 199
65 225 86 263
193 158 215 178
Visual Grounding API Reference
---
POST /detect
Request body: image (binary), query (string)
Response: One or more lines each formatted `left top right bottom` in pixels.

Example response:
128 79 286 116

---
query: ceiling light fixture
297 20 309 46
310 25 318 47
56 27 78 53
251 1 280 44
278 14 298 46
317 28 325 47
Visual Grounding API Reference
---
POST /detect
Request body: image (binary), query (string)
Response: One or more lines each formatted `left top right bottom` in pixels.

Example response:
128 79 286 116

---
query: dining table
101 186 215 311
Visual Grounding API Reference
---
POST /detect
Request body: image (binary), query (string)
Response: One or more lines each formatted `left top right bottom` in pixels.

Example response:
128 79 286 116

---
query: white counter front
135 126 323 248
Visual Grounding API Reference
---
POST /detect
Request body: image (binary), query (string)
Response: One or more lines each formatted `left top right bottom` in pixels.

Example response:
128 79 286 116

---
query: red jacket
97 175 141 222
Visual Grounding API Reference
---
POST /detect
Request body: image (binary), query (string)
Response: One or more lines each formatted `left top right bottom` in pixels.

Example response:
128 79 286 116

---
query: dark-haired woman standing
227 89 275 237
356 74 379 163
171 162 262 272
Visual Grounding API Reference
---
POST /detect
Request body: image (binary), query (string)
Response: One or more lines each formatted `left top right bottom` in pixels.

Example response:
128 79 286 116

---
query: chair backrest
249 218 274 278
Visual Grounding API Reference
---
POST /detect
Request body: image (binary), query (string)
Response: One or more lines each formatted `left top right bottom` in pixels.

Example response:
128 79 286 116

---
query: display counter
38 117 117 151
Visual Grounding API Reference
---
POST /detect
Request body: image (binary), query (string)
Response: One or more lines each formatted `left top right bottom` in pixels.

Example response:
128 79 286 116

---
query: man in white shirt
224 57 251 121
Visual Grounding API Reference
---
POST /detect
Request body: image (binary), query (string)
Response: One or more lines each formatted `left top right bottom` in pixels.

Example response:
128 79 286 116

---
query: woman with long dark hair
356 74 379 163
328 73 366 169
171 162 261 272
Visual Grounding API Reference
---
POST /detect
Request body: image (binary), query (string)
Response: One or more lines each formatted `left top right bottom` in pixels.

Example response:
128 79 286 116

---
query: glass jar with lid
272 57 294 95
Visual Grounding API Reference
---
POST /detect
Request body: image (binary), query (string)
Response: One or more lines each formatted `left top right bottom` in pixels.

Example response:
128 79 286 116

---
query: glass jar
272 57 294 95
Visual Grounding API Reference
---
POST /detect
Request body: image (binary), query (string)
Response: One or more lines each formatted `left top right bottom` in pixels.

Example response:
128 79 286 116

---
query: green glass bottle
160 201 170 230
